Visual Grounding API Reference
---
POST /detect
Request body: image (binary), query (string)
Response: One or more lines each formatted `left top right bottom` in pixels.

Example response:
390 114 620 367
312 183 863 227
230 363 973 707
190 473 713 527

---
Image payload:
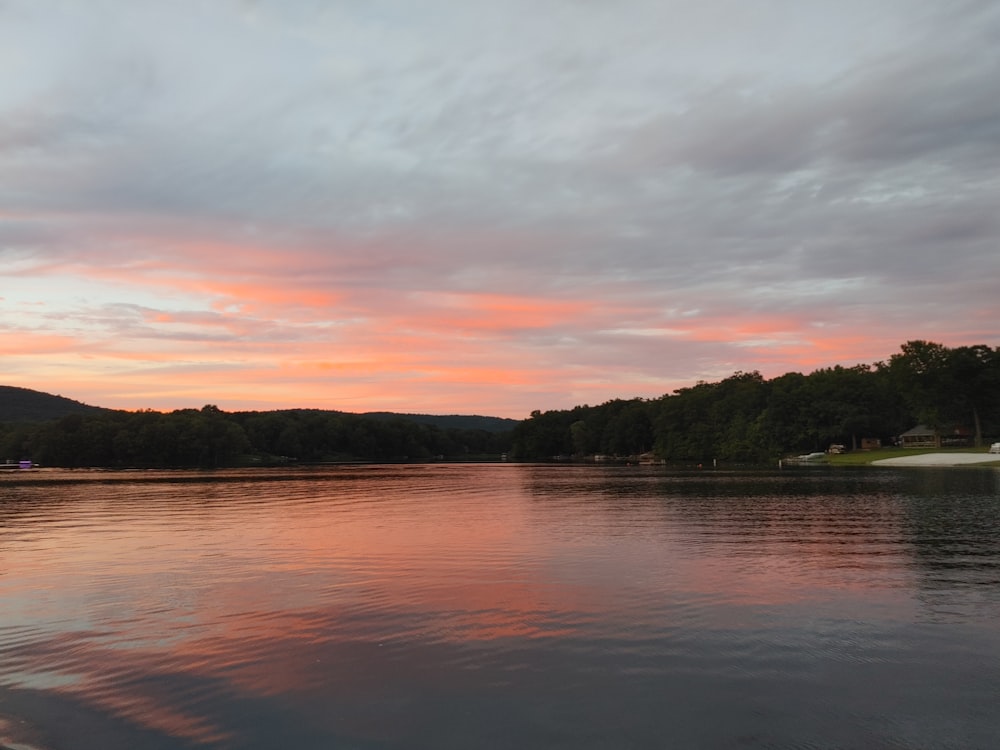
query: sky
2 0 998 418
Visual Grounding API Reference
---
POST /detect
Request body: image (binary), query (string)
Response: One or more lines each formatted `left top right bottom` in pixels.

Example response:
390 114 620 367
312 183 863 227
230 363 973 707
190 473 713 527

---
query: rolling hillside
0 386 518 432
0 386 107 422
360 412 519 433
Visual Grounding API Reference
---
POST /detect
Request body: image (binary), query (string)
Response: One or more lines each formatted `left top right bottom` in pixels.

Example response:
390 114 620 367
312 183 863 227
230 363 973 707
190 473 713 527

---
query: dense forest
509 340 1000 462
1 341 997 467
0 406 512 468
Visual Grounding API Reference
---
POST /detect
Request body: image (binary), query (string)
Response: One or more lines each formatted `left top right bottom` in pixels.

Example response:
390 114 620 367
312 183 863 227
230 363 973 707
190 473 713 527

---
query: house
899 425 939 448
861 437 882 450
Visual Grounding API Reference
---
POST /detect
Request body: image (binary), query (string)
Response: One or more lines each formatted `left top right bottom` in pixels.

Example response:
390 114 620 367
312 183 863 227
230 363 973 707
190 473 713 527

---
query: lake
1 464 999 749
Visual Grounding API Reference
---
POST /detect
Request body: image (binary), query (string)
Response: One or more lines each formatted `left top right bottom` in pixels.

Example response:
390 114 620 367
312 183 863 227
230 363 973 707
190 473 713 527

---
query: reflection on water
1 465 999 749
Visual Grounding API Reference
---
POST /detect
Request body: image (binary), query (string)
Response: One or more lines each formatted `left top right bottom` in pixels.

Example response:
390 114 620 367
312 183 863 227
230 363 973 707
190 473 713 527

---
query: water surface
1 465 999 749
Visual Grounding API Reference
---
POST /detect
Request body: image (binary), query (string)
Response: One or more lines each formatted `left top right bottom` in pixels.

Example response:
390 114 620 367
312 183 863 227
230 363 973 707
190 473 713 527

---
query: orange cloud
404 291 595 332
0 332 83 355
5 224 992 417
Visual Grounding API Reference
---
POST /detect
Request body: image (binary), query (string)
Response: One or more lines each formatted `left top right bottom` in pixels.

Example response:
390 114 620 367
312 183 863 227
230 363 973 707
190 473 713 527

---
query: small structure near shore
899 425 938 448
899 424 973 448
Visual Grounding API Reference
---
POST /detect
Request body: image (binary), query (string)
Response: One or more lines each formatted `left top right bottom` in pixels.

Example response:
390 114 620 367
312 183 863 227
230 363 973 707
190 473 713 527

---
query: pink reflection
0 467 917 743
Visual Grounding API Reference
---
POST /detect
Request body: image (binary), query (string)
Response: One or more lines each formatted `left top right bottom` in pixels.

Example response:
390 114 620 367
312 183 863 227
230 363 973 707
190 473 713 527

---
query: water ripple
2 465 1000 748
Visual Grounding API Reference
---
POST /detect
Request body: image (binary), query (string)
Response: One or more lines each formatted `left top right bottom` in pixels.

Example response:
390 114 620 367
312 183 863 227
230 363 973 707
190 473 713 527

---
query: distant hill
360 412 519 433
0 386 520 431
0 386 107 422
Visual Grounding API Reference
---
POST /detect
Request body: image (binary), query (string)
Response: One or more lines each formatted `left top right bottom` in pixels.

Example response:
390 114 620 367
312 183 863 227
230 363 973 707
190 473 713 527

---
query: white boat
782 451 828 466
0 460 35 470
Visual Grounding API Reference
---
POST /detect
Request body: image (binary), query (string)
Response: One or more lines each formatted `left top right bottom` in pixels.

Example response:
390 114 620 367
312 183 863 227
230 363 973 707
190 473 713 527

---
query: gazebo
899 425 938 448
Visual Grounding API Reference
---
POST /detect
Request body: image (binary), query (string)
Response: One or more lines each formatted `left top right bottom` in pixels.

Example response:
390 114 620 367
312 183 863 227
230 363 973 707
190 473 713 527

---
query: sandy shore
872 452 1000 467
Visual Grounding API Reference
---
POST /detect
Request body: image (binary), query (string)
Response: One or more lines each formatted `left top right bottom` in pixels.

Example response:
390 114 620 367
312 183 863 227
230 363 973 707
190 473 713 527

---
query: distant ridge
360 412 520 433
0 385 106 422
0 386 519 431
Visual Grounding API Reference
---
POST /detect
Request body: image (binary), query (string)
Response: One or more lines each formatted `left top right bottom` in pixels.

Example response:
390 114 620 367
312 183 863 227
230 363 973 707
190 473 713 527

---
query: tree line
0 406 511 468
2 340 997 467
510 341 1000 462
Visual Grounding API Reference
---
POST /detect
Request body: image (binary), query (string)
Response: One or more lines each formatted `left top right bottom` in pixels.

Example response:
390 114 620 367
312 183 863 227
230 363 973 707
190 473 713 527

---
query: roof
900 424 936 437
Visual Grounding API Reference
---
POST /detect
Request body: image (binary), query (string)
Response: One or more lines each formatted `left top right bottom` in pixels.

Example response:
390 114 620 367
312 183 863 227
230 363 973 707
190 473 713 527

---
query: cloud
1 0 998 416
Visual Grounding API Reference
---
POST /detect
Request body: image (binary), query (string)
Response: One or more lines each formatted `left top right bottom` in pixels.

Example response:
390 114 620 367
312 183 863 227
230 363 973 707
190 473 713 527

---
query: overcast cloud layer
2 0 999 416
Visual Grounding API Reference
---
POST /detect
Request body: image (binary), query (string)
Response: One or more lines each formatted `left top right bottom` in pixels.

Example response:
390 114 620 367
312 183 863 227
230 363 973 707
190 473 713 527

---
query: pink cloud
4 222 996 416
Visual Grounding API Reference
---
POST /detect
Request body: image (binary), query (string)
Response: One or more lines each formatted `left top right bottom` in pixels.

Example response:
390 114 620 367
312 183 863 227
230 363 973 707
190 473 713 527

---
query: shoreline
871 452 1000 467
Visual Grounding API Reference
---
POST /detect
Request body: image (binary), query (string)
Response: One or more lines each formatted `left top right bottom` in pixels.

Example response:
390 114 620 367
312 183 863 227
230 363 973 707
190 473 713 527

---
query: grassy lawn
827 446 1000 466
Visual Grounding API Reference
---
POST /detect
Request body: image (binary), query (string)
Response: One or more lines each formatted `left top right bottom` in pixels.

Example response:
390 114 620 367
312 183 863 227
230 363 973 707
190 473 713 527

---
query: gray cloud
2 0 998 413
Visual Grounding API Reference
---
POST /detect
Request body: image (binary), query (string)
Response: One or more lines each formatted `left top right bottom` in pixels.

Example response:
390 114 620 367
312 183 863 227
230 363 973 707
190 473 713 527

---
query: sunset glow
2 1 998 417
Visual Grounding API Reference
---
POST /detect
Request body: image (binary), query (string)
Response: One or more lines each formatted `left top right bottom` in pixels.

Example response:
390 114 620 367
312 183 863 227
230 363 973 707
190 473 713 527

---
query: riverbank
871 452 1000 467
825 446 1000 467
